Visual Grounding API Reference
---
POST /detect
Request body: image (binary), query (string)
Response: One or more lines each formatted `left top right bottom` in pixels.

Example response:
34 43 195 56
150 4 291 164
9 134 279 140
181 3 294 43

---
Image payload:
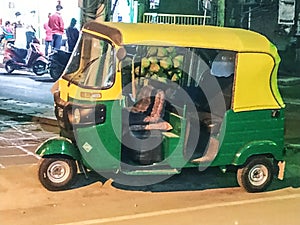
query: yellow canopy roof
82 21 284 111
84 21 276 56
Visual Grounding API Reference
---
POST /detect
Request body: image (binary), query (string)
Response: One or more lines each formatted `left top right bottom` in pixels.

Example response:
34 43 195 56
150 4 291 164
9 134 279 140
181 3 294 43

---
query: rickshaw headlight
67 107 82 125
73 108 81 124
57 107 63 118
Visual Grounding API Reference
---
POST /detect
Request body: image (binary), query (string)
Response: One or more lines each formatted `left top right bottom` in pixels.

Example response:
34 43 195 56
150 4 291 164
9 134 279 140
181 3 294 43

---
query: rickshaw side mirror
117 47 127 61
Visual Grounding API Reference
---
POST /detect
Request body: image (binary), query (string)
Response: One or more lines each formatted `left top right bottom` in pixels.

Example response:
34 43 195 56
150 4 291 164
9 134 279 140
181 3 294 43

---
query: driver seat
122 85 172 165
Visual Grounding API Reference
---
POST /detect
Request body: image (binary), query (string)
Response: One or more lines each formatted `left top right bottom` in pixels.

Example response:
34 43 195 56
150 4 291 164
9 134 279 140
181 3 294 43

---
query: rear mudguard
233 140 284 166
36 137 81 160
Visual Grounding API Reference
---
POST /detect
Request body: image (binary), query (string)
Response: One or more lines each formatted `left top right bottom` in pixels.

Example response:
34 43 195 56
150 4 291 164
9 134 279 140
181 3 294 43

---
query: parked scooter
48 49 71 81
3 38 49 75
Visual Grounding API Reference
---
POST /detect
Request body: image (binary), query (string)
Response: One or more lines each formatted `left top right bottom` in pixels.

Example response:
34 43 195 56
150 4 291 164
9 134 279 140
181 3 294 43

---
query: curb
31 116 58 127
0 108 57 127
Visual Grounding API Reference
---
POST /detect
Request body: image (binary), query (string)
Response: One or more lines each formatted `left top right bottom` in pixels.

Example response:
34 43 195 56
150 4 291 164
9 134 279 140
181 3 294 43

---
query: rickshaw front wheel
38 157 77 191
237 157 274 193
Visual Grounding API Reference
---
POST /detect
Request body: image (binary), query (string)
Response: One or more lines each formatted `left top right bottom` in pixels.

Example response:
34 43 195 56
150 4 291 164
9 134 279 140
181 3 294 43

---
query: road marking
0 163 5 168
16 146 41 159
0 144 37 148
55 193 300 225
0 154 36 158
0 136 40 160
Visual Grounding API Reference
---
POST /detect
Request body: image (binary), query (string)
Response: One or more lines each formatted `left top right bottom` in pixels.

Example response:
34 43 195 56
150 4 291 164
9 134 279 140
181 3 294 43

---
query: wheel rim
33 62 46 74
47 161 71 183
248 164 268 186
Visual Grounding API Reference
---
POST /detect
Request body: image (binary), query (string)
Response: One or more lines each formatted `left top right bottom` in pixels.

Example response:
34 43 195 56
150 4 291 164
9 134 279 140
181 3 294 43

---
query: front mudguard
36 56 49 64
36 137 81 160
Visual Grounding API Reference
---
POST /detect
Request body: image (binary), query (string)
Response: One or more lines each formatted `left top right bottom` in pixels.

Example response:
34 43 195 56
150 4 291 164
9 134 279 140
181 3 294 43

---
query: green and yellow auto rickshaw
36 21 286 192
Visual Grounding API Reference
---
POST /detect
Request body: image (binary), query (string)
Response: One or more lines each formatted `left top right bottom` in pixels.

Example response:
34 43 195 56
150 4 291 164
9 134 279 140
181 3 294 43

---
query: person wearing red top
48 5 64 50
44 13 53 56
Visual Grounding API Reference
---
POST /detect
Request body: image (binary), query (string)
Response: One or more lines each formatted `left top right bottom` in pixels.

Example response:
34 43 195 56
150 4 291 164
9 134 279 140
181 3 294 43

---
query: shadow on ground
0 71 55 82
70 161 300 193
69 145 300 193
29 76 55 82
0 71 34 77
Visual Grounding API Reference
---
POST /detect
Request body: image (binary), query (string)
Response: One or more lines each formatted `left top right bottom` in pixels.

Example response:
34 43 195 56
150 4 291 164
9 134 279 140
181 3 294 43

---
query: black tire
237 157 274 193
33 61 47 75
38 157 77 191
5 61 15 74
49 66 63 81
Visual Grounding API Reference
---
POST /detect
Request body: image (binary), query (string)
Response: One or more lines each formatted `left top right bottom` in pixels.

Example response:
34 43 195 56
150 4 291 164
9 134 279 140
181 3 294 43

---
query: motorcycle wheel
49 66 64 81
5 61 15 74
33 61 47 76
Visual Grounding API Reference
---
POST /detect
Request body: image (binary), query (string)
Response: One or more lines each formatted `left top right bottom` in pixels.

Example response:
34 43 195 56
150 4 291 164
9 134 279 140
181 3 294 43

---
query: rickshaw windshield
63 33 115 89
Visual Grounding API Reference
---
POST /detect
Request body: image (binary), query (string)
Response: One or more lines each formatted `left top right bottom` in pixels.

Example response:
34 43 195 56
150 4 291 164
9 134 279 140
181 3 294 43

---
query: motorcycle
3 39 49 76
48 49 71 81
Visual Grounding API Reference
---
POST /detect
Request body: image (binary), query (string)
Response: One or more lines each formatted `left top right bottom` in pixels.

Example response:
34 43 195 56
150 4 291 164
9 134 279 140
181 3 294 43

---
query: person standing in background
25 24 36 49
44 13 53 56
48 5 64 50
2 21 15 44
66 18 79 52
25 10 37 49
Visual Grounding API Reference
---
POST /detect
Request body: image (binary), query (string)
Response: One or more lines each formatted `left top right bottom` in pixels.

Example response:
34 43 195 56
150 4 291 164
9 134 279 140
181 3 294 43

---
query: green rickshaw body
211 109 285 167
74 100 122 171
36 21 286 192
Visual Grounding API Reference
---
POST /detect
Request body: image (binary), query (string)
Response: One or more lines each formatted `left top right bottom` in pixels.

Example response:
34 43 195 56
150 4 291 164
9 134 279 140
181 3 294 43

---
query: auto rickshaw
36 21 286 193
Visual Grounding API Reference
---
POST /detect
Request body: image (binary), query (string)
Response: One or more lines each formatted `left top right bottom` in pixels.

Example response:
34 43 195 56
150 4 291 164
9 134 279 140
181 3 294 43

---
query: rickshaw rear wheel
38 157 77 191
237 156 274 193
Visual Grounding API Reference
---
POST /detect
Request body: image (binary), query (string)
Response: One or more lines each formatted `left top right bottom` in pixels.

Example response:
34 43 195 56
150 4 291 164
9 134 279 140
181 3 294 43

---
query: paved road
0 162 300 225
0 69 54 104
0 68 55 121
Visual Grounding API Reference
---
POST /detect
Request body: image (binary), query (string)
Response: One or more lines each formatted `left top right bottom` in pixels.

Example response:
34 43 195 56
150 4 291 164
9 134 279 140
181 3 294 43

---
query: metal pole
217 0 225 27
203 0 208 25
248 6 251 30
